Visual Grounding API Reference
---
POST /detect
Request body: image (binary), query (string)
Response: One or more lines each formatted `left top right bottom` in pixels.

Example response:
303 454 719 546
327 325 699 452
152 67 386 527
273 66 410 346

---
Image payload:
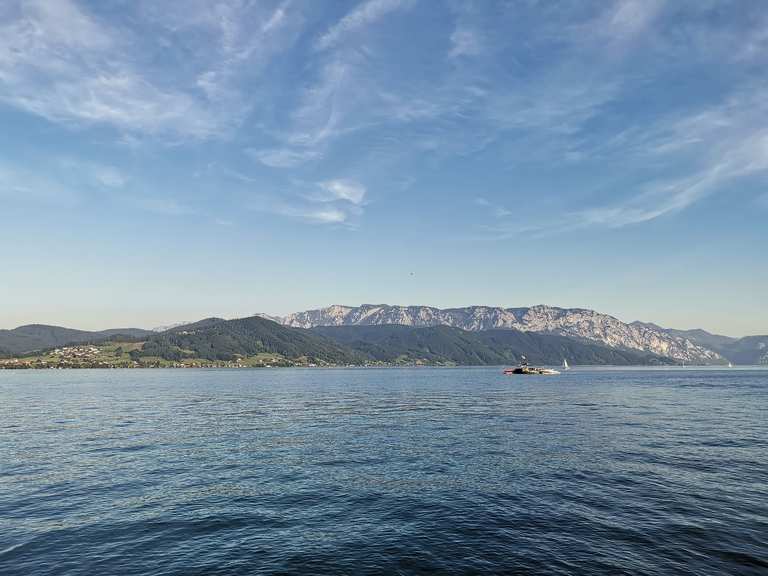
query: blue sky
1 0 766 335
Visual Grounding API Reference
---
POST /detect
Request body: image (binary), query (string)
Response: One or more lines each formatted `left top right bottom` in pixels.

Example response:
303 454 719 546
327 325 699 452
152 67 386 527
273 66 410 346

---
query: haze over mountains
1 304 766 365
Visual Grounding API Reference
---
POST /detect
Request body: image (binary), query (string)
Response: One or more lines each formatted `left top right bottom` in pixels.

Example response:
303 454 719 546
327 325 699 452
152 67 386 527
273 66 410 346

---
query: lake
1 367 766 575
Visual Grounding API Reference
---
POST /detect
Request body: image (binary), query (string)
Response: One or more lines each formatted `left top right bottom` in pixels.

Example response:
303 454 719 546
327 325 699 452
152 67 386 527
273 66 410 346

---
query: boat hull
503 367 561 375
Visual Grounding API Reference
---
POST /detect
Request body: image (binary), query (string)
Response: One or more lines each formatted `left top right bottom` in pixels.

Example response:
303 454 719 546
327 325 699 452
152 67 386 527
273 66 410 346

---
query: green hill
1 318 680 366
312 325 504 364
137 316 362 364
0 324 153 355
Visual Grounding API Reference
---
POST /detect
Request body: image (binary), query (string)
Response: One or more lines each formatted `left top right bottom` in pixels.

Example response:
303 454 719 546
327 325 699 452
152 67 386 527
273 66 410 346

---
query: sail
563 358 569 369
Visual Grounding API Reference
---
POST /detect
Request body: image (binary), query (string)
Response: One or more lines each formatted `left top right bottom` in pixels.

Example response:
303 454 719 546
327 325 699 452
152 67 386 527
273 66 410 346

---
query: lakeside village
0 344 337 370
0 344 421 370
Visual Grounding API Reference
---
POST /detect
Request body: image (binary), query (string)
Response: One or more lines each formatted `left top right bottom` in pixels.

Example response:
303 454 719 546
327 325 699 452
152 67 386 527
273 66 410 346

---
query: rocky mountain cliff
280 305 723 363
632 322 768 365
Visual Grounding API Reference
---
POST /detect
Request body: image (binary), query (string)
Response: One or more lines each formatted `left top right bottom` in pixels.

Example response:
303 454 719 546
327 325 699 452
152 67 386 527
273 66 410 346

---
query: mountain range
277 304 768 365
113 317 676 366
2 304 766 365
279 305 730 363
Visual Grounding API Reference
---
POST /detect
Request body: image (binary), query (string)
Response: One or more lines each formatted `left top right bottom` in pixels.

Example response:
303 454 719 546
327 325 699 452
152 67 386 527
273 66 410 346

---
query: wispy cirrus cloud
247 147 322 168
251 199 354 225
249 178 367 226
251 0 429 169
0 1 217 138
575 86 768 228
464 1 768 238
0 0 299 140
92 166 127 189
252 50 373 168
4 0 767 237
317 179 366 205
591 0 665 45
447 2 486 59
301 207 349 224
315 0 412 51
449 27 483 59
481 84 768 236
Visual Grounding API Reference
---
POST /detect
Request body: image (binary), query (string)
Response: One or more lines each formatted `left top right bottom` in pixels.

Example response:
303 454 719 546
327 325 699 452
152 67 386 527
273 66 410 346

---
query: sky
0 0 766 336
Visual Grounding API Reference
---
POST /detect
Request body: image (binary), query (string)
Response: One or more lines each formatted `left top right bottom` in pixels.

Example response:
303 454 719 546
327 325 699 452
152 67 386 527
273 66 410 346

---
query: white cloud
0 0 298 140
3 0 763 240
488 74 619 137
248 147 321 168
556 155 764 234
247 177 367 226
258 52 372 167
537 120 768 232
445 0 486 60
92 166 126 189
604 0 665 41
288 57 350 147
187 0 300 111
478 83 768 239
263 3 288 34
318 179 366 205
449 28 482 58
0 0 225 138
570 86 768 228
561 0 665 53
305 207 348 223
316 0 410 51
13 0 112 50
250 196 353 225
574 169 721 229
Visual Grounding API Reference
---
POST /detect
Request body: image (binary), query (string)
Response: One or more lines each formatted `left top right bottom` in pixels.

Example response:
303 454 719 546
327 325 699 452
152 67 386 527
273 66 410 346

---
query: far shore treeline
0 316 675 369
2 310 766 369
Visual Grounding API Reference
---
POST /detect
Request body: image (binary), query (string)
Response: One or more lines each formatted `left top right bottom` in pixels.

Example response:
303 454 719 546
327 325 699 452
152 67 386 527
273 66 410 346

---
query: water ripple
1 367 767 575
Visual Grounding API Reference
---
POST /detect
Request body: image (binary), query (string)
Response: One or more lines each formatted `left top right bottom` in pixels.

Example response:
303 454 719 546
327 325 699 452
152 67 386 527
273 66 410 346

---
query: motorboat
503 355 560 375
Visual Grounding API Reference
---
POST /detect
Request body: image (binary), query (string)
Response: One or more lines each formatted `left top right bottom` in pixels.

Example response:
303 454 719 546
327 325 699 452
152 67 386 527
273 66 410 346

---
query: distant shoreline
1 363 755 371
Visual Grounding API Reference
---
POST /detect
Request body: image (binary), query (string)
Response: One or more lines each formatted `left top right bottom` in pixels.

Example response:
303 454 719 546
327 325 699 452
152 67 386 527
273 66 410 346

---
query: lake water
1 367 766 575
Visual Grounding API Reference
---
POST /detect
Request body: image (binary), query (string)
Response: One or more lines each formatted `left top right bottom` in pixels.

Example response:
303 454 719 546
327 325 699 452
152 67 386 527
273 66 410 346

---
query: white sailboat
728 361 733 368
562 358 569 370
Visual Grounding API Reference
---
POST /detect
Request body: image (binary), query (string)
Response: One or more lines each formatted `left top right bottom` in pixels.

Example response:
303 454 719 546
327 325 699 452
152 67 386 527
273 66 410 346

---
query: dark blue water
1 367 766 575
